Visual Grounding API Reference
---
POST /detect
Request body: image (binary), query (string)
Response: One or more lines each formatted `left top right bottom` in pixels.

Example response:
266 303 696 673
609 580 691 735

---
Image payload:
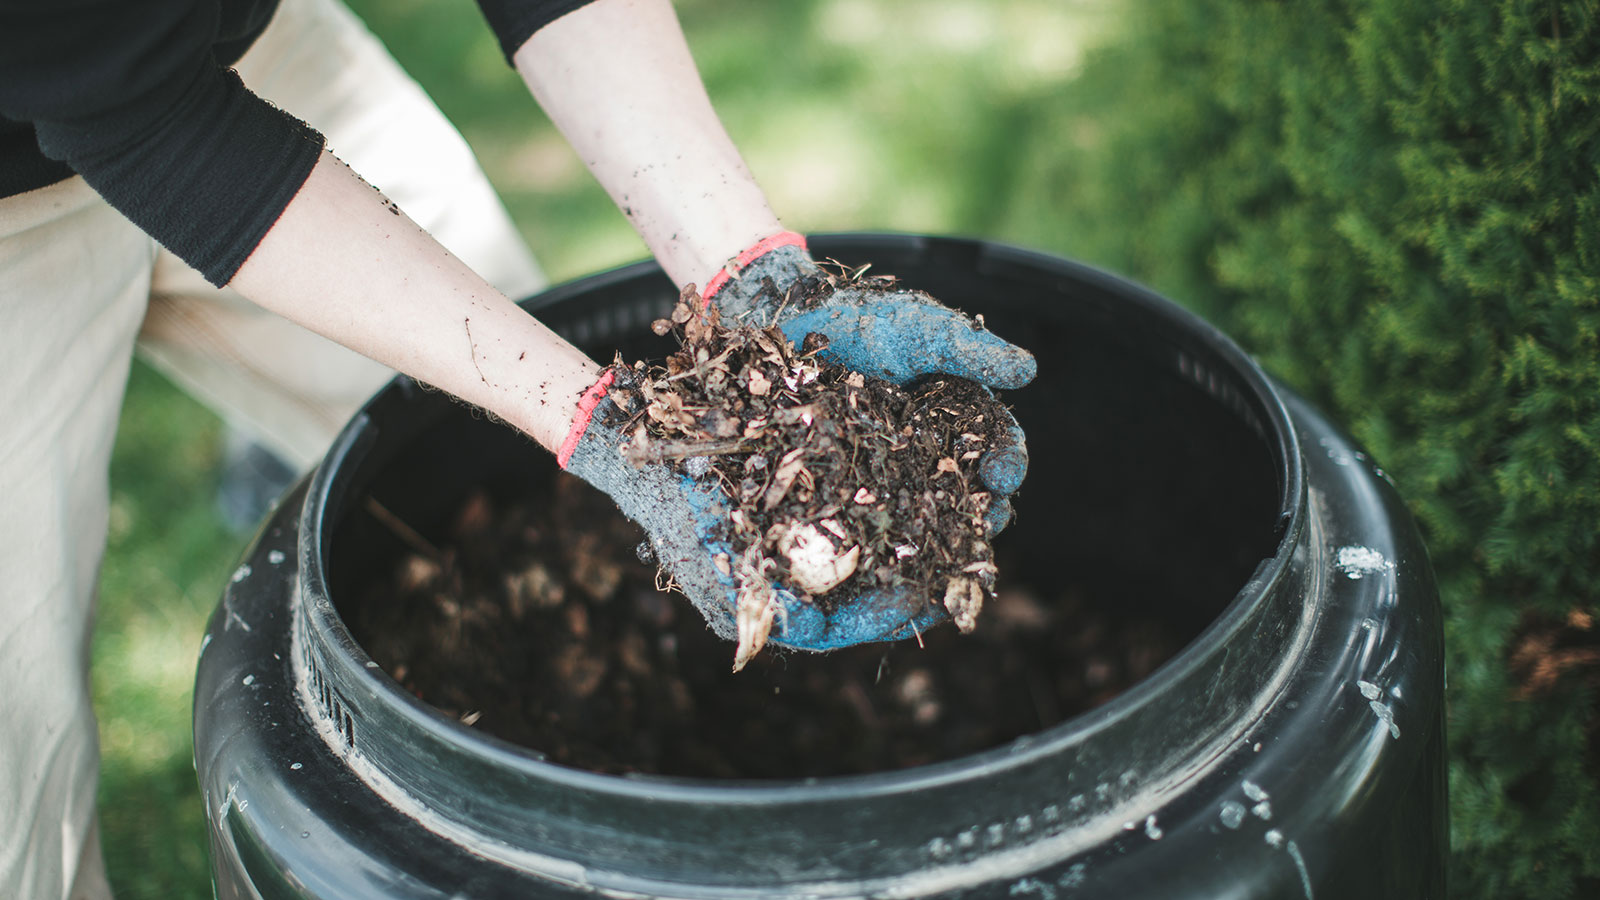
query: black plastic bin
194 234 1446 898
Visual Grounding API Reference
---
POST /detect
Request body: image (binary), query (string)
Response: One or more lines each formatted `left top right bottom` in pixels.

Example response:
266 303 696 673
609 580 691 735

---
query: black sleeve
0 0 324 286
473 0 604 62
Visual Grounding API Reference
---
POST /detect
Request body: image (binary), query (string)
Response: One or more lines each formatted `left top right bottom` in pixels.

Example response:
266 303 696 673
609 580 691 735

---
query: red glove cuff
556 369 616 470
700 231 808 306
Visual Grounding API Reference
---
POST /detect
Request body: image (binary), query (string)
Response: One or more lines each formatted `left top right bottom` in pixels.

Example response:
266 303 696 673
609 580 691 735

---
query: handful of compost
560 274 1023 670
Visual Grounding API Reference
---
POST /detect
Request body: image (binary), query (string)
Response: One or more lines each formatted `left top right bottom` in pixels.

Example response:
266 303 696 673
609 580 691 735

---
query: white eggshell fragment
774 523 861 595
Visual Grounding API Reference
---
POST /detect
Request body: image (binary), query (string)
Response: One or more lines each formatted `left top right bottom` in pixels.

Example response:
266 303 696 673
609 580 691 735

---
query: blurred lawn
97 365 231 897
95 1 1119 894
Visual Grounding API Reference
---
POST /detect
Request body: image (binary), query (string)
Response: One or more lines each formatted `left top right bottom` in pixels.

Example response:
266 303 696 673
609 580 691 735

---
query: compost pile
350 474 1183 778
605 283 1004 669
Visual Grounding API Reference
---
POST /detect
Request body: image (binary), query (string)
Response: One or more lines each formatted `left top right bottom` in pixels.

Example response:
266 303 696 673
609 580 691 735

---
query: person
0 0 1034 895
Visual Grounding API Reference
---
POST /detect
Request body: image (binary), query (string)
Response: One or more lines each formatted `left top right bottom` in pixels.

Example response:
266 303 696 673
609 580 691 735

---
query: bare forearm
228 150 600 452
515 0 783 289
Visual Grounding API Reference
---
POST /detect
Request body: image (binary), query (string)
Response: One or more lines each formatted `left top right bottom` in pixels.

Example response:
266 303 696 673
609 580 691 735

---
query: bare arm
229 0 775 452
229 150 601 452
514 0 784 290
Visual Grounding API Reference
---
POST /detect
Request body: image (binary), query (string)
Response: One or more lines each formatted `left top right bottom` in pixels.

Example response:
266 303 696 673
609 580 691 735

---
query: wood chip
761 448 807 510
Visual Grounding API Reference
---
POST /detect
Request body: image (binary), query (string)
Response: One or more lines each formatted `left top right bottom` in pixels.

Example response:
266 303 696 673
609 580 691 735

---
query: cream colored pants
0 0 543 895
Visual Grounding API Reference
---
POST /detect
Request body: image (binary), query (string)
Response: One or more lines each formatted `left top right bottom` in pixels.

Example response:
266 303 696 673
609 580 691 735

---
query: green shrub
1001 0 1599 894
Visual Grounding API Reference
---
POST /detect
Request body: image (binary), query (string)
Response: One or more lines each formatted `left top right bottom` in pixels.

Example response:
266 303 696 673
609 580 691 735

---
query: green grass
92 1 1119 894
97 364 234 897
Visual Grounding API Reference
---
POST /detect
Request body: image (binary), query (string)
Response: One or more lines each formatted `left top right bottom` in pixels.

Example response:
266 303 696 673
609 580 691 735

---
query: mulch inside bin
351 471 1181 779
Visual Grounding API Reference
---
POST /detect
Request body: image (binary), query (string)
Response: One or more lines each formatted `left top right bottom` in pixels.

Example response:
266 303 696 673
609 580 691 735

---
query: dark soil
350 472 1183 779
607 285 1003 668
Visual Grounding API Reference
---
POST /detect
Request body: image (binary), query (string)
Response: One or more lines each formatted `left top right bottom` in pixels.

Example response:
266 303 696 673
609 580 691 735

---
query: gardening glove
559 368 950 660
702 232 1034 536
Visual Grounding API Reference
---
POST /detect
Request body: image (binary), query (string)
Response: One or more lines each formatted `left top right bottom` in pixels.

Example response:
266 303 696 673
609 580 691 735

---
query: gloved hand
703 232 1035 535
559 368 950 663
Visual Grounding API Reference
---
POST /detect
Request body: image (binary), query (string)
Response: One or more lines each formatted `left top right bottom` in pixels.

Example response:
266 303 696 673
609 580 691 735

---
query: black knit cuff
474 0 603 63
35 64 325 286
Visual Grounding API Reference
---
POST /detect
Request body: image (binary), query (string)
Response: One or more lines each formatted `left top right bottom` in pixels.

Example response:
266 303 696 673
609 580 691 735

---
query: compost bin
194 234 1446 898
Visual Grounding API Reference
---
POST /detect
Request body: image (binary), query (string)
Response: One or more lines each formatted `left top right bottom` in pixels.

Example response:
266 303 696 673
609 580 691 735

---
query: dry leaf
731 548 779 672
761 448 807 510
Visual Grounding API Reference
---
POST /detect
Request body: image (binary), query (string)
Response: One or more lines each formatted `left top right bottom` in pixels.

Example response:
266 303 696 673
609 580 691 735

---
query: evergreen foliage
1001 1 1600 894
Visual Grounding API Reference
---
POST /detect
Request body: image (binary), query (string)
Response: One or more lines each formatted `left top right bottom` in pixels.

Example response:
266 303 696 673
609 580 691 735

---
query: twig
365 496 445 562
623 437 749 466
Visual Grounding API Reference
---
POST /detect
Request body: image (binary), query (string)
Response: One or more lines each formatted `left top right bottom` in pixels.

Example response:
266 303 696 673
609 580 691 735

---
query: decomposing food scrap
610 279 1013 670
